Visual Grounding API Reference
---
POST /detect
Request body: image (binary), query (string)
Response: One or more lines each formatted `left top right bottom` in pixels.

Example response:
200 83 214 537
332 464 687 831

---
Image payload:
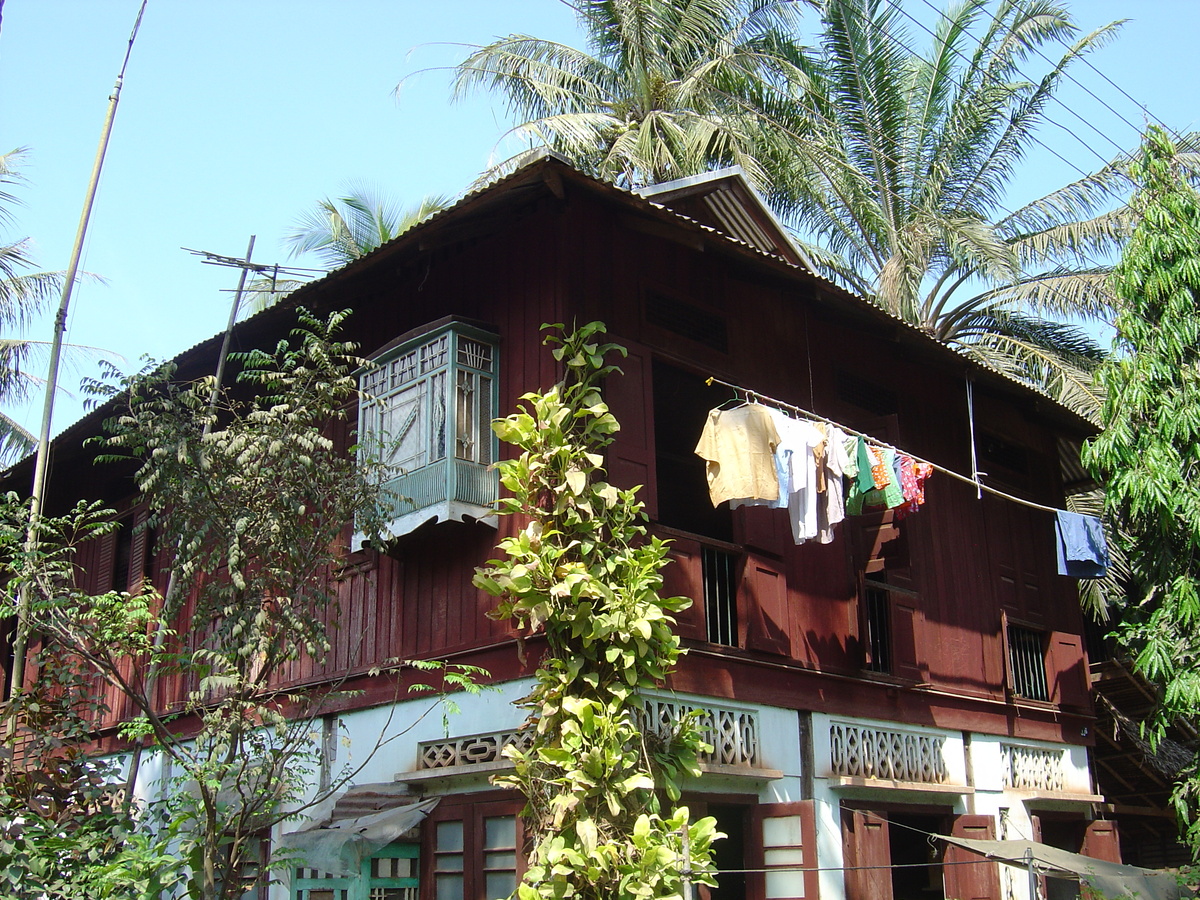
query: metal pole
681 820 695 900
1026 846 1038 900
208 236 255 420
966 376 983 500
8 1 147 704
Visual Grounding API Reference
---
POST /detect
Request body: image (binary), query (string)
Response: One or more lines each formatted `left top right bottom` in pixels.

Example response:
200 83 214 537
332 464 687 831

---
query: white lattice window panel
418 729 532 769
639 698 760 768
829 722 948 783
1000 744 1065 791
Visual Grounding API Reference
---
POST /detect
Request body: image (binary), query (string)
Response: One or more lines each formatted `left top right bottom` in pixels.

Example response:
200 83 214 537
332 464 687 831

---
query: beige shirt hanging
695 404 781 507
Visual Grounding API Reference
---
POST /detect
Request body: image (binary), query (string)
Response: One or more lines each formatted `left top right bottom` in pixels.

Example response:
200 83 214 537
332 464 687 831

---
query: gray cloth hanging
280 791 438 878
937 835 1187 900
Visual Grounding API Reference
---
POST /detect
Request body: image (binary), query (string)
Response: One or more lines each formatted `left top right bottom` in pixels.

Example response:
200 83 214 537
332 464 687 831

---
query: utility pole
8 0 147 705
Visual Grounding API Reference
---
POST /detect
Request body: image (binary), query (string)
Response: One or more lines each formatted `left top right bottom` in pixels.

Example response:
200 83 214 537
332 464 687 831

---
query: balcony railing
1000 743 1065 791
829 721 948 784
416 699 761 771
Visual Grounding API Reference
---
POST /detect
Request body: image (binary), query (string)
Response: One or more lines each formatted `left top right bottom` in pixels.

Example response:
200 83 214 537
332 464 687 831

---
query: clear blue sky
1 1 1196 443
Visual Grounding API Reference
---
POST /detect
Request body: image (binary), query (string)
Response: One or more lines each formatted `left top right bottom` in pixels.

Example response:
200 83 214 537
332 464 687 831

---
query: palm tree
239 188 450 317
452 0 811 189
762 0 1128 415
284 187 449 268
0 149 65 464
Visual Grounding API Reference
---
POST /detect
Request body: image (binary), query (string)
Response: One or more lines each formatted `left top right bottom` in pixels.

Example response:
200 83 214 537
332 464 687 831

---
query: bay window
358 321 499 541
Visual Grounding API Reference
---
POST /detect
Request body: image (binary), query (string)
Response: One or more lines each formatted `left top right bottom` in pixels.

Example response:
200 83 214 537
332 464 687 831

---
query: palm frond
949 309 1104 419
286 189 449 269
0 409 34 468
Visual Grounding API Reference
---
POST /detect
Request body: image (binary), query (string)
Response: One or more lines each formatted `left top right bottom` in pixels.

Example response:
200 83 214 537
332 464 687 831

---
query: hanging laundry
695 404 781 507
813 424 828 494
815 425 850 543
846 441 904 515
1055 510 1109 578
894 456 934 520
723 408 824 544
775 412 824 544
729 407 794 510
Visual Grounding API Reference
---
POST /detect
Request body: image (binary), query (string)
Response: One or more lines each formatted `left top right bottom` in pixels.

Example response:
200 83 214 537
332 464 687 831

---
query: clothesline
704 375 1062 516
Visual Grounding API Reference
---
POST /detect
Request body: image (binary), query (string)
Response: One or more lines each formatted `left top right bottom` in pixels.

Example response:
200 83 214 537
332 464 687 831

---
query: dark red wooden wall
58 180 1091 745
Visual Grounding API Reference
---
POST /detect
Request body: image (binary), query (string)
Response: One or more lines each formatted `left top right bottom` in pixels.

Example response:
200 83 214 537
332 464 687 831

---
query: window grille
645 292 729 352
293 843 418 900
1007 624 1049 701
863 586 892 673
703 546 738 646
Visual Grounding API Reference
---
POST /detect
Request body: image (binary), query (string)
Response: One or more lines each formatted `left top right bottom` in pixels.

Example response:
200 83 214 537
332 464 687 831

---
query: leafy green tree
474 322 719 900
0 497 181 899
1 310 472 899
452 0 809 188
1081 125 1200 856
767 0 1124 414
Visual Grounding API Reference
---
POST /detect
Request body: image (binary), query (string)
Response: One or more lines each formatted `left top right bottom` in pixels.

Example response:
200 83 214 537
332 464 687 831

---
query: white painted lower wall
113 686 1100 900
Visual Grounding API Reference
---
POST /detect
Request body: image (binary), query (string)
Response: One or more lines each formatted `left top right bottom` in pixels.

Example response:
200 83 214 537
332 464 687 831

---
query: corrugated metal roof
14 151 1097 484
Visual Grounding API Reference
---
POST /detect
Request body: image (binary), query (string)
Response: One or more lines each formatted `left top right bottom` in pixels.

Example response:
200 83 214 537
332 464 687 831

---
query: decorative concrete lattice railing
417 699 760 770
829 722 949 783
1000 744 1065 791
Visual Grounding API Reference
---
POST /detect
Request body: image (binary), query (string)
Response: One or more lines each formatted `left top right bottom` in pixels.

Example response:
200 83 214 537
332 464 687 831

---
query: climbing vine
474 322 719 900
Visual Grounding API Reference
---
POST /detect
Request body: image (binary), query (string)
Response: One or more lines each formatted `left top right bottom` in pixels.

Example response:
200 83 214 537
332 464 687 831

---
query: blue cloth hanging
1055 510 1109 578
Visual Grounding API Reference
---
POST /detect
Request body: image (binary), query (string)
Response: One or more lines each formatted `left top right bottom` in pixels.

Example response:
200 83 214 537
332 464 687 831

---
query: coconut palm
762 0 1129 415
285 187 449 269
452 0 811 189
238 188 450 317
0 149 65 464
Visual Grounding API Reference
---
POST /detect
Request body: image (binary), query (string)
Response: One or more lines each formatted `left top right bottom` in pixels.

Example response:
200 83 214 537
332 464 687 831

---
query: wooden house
8 152 1124 900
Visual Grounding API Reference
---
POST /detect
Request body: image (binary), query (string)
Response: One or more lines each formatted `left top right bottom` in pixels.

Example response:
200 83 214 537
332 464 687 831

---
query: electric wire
884 0 1125 167
699 5 1136 330
909 0 1139 154
995 0 1177 141
705 373 1064 515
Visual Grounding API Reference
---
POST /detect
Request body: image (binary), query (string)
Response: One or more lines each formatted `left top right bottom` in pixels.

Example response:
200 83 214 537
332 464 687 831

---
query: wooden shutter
603 340 657 518
1000 610 1015 696
842 807 892 900
129 507 149 593
743 554 791 656
943 815 1000 900
736 503 788 555
660 536 706 641
749 801 818 900
94 528 118 594
890 593 922 681
1048 631 1090 710
1082 820 1121 863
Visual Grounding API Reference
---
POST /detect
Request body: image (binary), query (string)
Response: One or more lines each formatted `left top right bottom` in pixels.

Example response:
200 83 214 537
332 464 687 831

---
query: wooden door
943 815 1001 900
843 807 892 900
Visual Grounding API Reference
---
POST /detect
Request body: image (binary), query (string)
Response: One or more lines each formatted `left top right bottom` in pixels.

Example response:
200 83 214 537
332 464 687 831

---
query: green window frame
293 842 419 900
357 321 500 540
